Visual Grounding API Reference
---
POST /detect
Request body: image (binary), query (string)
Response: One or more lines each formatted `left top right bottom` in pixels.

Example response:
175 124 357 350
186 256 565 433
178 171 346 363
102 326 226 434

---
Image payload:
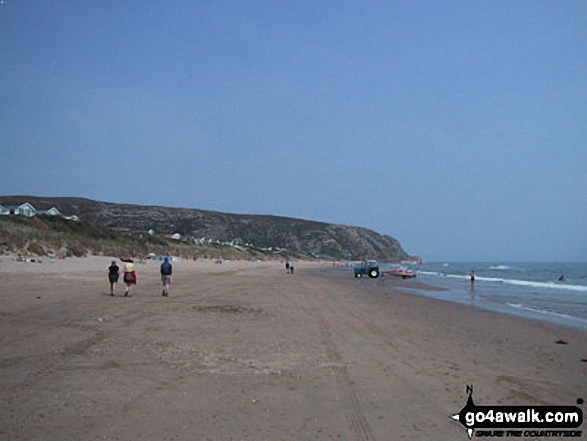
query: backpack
161 261 172 275
124 272 134 284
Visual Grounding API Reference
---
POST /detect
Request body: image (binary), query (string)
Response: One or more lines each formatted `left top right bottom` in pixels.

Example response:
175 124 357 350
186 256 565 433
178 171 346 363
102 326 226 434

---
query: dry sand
0 256 585 440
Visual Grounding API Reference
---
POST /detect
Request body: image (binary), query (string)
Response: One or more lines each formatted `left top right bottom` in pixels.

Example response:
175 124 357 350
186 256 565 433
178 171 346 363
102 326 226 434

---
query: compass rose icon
450 385 476 439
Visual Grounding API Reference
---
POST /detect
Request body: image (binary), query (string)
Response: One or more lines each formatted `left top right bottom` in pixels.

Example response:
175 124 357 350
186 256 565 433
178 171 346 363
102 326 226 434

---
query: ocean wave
506 303 587 323
498 278 587 292
418 271 587 292
416 271 443 276
417 271 470 280
488 265 512 270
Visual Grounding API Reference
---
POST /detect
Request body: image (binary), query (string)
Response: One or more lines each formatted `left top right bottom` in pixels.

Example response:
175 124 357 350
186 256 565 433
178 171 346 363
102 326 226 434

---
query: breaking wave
417 271 587 292
488 265 512 270
506 303 587 323
488 278 587 292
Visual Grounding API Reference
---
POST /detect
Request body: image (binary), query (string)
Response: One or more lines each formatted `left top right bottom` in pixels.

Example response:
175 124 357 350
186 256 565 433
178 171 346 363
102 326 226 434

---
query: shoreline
324 266 587 333
0 257 585 440
318 266 587 337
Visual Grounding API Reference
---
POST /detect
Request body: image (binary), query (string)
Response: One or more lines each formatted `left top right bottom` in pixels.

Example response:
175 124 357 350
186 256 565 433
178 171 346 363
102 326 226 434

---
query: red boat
386 268 416 279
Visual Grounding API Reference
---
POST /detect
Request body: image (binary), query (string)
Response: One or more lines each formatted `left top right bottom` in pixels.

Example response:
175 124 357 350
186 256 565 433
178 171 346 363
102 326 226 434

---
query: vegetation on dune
0 216 308 261
0 197 413 261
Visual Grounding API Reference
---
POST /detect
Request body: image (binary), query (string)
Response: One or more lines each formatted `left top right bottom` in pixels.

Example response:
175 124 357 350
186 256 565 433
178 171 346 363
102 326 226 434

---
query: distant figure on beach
470 280 476 306
290 263 294 274
285 261 290 273
470 270 475 283
123 262 137 296
160 257 173 297
108 260 120 296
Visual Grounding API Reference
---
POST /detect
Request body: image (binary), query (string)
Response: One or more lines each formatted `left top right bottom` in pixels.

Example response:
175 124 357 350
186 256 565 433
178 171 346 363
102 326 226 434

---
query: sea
381 262 587 331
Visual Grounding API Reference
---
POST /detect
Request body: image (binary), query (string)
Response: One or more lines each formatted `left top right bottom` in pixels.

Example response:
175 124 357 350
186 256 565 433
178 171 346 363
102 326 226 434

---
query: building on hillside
40 207 62 216
15 203 36 217
0 202 80 221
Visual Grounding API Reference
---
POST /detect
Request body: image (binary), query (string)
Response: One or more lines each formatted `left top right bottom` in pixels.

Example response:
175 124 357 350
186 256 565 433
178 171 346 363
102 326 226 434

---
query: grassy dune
0 215 306 261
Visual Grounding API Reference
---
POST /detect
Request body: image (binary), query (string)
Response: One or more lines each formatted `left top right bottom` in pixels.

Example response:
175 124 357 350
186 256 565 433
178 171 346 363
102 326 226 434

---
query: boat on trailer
386 268 416 279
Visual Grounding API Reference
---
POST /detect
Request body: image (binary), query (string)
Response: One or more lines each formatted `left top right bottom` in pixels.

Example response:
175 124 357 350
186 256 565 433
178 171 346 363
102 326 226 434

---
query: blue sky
1 1 586 261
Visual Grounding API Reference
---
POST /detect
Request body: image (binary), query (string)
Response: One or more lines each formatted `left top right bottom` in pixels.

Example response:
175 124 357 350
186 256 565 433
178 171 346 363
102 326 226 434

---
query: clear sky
1 1 585 261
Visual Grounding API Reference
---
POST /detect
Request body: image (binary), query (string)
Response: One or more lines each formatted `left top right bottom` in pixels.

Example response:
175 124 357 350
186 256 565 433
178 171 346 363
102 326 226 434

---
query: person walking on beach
123 262 137 296
160 257 173 297
285 261 290 273
289 262 294 274
108 260 120 296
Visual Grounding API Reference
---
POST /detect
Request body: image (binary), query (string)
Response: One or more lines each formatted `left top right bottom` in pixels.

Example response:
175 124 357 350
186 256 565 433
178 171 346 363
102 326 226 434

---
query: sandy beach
0 256 585 440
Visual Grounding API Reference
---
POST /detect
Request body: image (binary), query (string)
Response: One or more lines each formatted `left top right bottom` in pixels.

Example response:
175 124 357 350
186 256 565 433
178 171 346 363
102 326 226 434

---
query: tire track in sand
316 312 375 441
282 277 376 441
4 309 152 393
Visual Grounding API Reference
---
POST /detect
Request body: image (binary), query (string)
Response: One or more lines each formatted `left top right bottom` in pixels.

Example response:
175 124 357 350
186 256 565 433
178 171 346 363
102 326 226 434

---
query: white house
15 203 36 217
0 202 80 221
43 207 62 216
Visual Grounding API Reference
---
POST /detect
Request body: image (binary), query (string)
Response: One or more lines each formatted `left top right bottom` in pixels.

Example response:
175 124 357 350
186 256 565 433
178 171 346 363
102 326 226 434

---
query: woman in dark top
108 260 120 296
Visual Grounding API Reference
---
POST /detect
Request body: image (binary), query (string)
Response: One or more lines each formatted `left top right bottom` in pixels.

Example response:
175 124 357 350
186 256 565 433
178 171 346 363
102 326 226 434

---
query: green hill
0 196 414 261
0 215 304 260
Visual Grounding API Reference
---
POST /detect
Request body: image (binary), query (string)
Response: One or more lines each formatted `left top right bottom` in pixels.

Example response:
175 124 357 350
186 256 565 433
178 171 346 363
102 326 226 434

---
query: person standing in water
160 257 173 297
108 260 119 296
470 270 476 283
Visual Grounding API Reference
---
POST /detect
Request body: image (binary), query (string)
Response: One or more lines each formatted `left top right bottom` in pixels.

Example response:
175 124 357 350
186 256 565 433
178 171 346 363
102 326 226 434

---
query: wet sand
0 257 585 440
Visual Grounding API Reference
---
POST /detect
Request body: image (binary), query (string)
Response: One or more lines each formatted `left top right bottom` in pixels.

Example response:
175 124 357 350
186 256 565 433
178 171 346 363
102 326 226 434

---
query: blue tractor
354 260 380 278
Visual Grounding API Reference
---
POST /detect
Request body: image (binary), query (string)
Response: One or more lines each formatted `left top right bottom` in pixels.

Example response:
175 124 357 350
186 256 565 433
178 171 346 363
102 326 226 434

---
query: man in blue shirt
160 257 173 297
